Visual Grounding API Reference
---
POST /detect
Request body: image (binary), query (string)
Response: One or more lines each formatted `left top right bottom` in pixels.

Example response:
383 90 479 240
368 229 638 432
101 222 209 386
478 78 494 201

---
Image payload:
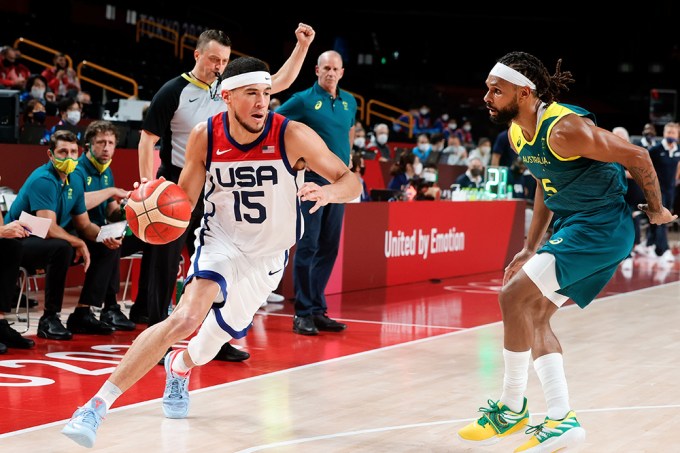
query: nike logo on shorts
268 269 282 275
189 98 199 102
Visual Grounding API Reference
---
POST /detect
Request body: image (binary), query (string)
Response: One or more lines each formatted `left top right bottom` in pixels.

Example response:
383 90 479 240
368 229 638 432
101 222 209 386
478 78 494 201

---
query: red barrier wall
279 199 525 297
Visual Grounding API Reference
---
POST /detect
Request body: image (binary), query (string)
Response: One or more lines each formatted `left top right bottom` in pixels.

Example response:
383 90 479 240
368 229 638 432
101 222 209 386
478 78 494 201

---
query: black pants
19 236 73 314
134 163 203 326
77 234 145 309
0 238 23 313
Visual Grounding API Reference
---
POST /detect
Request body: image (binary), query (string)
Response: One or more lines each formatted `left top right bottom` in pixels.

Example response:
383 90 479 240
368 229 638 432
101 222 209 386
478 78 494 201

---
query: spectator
276 49 357 336
455 155 485 189
633 122 659 150
412 133 432 163
0 46 30 90
441 134 468 165
352 127 369 156
413 163 441 200
388 151 421 193
19 74 57 113
467 136 492 167
367 122 392 161
350 153 370 202
41 52 81 100
42 97 84 145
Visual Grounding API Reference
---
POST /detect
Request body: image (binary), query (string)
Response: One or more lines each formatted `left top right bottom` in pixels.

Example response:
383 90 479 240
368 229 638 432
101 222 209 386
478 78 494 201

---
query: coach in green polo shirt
276 49 357 336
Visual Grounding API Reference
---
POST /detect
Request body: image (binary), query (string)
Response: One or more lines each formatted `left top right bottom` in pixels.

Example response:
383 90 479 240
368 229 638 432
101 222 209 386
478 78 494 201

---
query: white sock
170 349 191 376
95 380 122 411
499 348 531 413
534 353 570 420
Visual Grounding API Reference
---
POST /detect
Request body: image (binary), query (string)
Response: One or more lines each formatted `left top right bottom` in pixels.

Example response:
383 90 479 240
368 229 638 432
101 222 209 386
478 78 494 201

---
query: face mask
470 168 483 178
31 87 45 99
667 137 678 144
644 133 655 140
413 162 423 175
420 108 429 116
480 146 491 154
66 110 81 125
354 137 366 148
32 111 46 124
51 153 78 175
463 125 472 132
418 143 429 152
376 133 389 145
86 149 111 174
448 122 457 130
423 171 437 183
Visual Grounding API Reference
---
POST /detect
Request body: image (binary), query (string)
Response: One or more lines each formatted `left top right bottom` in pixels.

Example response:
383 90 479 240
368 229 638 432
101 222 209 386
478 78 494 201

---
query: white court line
233 403 680 453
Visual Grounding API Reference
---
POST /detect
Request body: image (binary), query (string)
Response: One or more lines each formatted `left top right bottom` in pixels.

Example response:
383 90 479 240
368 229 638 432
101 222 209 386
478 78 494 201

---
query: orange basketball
125 179 192 245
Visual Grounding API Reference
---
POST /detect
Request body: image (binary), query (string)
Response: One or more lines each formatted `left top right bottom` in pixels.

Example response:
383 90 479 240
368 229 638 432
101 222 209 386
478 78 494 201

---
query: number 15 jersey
201 111 305 257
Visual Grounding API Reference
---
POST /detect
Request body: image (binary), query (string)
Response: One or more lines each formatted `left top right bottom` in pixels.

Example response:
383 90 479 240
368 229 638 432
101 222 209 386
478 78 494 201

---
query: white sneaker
266 292 285 303
633 243 648 256
620 257 633 278
661 249 676 262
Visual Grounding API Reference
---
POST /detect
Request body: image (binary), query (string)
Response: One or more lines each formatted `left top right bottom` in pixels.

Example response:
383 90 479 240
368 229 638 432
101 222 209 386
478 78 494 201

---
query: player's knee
167 311 203 339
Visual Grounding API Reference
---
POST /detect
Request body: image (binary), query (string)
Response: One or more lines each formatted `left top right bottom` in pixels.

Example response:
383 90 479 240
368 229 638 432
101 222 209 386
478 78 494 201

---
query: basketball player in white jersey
62 56 361 448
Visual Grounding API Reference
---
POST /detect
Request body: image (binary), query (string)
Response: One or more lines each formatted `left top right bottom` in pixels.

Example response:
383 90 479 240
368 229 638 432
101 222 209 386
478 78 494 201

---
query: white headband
220 71 272 91
489 62 536 90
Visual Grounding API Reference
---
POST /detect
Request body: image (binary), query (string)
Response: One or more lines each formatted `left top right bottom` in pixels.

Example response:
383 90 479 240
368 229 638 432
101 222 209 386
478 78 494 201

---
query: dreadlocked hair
497 51 575 104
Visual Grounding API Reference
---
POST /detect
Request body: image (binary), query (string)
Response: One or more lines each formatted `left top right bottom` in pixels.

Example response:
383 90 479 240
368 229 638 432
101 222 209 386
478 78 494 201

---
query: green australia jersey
509 103 627 217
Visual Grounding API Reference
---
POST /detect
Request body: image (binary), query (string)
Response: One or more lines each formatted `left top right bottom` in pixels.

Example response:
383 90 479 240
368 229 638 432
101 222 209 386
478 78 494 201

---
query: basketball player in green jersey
457 51 677 452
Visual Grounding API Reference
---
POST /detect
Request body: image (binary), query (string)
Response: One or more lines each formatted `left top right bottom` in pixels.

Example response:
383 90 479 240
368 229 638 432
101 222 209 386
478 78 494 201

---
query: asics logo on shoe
216 148 232 155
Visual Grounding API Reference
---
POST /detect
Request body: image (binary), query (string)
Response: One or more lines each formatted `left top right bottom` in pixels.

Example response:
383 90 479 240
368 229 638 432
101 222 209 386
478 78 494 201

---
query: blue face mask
666 137 678 144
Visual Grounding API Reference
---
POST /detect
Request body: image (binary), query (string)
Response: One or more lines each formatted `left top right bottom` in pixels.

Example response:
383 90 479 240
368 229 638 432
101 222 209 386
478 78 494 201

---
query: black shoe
293 315 319 336
38 314 73 340
213 343 250 362
128 307 149 324
312 313 347 332
0 319 35 348
66 310 115 335
0 342 6 354
101 304 136 331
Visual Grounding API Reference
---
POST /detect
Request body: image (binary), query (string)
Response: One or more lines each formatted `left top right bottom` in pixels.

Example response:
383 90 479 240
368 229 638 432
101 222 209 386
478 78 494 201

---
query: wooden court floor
0 254 678 452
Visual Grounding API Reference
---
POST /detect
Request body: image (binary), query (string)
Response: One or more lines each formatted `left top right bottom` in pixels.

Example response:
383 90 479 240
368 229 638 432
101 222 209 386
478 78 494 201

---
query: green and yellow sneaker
514 410 586 452
458 398 530 446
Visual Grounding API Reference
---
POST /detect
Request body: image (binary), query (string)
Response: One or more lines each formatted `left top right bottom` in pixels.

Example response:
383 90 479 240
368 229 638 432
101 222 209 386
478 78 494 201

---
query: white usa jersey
198 111 304 257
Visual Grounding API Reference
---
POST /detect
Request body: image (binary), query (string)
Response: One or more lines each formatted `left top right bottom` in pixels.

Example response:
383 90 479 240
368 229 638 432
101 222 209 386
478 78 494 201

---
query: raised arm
270 23 315 95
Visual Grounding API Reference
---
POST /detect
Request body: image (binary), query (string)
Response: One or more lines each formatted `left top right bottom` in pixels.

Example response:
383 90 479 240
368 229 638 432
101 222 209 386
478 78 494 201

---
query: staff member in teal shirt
5 130 100 340
276 50 357 336
67 120 141 333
